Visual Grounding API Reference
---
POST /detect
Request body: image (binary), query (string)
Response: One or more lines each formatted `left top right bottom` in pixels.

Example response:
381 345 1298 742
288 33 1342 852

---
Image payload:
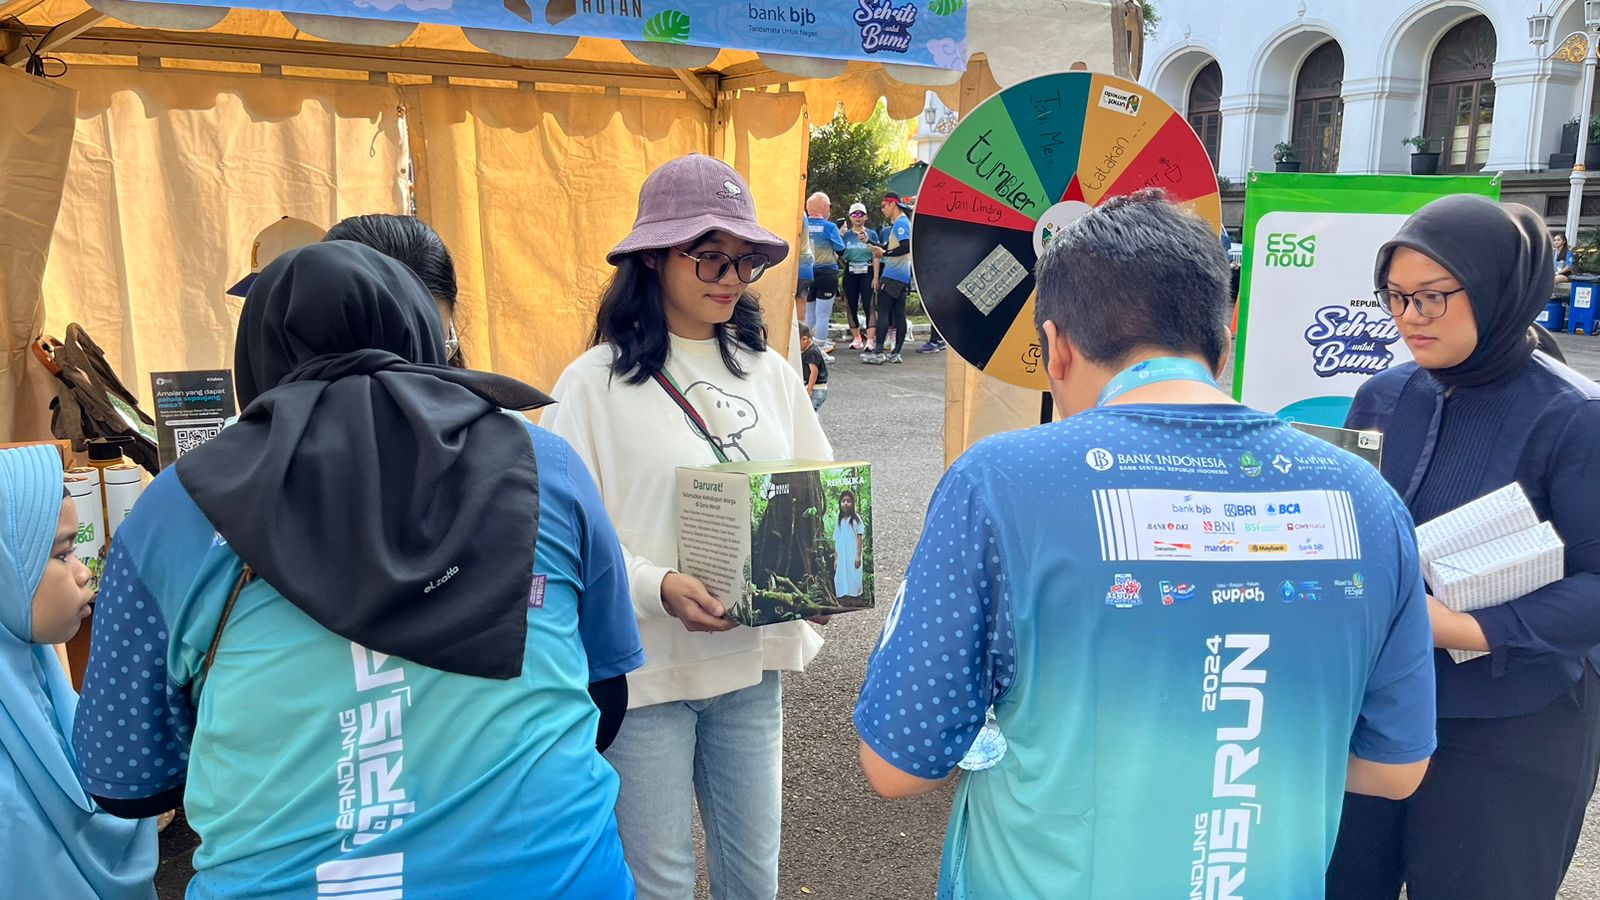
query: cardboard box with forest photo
676 460 874 627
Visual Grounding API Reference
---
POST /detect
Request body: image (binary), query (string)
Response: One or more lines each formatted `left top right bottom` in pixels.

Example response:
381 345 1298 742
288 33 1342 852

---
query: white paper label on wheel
958 245 1029 316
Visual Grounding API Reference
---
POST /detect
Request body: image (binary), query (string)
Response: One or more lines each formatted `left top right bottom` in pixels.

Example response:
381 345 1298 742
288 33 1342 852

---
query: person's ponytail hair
591 251 767 384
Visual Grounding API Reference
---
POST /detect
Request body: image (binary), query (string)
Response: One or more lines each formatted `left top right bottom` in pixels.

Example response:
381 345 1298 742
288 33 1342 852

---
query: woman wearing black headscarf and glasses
70 241 643 897
1327 195 1600 899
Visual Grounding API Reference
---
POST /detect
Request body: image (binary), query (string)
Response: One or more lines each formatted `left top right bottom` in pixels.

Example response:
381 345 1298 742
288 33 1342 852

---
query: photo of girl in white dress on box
833 490 864 600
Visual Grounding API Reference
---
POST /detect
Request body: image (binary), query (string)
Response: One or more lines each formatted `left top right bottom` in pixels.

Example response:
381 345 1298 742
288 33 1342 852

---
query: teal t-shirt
856 405 1436 899
75 421 642 898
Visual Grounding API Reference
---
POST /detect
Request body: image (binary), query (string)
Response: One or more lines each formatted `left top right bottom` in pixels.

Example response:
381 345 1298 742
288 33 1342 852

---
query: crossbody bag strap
652 370 732 464
198 564 253 697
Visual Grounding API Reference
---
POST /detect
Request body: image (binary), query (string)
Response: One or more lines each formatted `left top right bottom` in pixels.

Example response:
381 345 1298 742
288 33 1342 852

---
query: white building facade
1141 0 1597 184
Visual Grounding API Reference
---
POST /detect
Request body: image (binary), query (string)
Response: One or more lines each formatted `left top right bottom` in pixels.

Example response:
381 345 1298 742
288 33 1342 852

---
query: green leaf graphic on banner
930 0 965 15
644 9 691 43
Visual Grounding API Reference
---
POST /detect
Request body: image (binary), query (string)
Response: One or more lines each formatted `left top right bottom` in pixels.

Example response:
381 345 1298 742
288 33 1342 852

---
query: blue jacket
1347 353 1600 718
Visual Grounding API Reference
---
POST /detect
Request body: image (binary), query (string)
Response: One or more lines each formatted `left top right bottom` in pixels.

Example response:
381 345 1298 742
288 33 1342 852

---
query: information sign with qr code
151 370 237 469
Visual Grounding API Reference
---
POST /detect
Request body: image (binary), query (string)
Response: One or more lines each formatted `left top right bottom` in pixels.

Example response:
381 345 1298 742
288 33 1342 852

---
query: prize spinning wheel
912 71 1223 390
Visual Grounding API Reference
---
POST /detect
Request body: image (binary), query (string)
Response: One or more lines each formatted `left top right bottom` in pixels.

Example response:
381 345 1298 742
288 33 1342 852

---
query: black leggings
877 279 909 354
842 271 873 331
1327 665 1600 900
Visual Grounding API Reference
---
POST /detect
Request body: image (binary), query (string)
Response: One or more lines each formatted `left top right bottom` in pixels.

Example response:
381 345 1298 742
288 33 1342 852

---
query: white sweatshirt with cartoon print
544 334 831 708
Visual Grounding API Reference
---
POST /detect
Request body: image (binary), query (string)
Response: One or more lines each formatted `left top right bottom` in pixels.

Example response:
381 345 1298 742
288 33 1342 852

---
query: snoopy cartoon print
681 382 759 460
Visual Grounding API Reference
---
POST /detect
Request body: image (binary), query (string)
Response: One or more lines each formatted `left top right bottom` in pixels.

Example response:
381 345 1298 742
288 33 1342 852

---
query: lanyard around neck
1096 357 1220 407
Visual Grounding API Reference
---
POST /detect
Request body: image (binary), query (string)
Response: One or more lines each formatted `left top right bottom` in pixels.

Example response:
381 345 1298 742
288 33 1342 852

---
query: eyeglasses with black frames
1373 287 1467 320
676 249 771 284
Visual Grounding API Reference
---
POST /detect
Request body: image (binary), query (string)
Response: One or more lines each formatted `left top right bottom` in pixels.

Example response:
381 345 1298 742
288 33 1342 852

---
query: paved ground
155 332 1600 898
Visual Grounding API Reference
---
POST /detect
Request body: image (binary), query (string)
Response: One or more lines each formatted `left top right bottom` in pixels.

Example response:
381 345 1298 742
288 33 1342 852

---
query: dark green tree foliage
806 107 894 216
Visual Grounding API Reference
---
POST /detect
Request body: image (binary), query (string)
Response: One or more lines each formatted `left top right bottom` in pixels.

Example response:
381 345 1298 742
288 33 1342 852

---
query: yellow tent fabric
719 89 809 363
406 81 712 393
31 67 407 435
0 66 77 441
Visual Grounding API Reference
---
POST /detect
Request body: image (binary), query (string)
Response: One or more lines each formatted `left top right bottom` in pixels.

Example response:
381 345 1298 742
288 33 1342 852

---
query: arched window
1424 16 1497 173
1292 41 1344 173
1187 61 1223 171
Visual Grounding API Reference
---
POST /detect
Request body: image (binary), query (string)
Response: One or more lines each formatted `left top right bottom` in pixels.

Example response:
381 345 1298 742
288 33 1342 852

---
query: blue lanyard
1096 357 1220 406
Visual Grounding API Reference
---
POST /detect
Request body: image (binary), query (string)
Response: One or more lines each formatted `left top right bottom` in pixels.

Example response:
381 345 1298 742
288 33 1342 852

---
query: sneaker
821 351 836 363
859 347 877 361
916 341 944 353
862 352 886 366
849 338 863 350
889 353 904 364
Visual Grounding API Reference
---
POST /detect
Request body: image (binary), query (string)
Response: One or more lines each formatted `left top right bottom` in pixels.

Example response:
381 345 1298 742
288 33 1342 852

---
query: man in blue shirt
854 190 1435 899
865 193 915 365
806 192 846 359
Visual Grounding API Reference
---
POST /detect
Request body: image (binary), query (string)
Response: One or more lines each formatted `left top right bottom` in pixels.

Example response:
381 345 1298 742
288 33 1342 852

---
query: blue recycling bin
1540 300 1567 332
1569 281 1598 335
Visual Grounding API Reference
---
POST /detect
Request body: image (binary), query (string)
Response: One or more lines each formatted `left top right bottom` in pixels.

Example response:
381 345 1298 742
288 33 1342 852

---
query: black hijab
176 241 554 679
1374 194 1554 387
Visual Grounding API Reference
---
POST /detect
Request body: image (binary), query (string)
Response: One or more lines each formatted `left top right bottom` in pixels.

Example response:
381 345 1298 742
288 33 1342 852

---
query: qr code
173 422 223 457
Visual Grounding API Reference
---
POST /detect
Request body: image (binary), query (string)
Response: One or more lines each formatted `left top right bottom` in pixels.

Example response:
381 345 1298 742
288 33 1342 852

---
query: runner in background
806 193 845 360
854 191 1435 899
795 211 813 336
841 202 879 351
865 192 913 365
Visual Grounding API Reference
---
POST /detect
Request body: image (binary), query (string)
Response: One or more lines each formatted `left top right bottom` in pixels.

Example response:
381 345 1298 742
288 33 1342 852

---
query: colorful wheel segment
912 71 1222 390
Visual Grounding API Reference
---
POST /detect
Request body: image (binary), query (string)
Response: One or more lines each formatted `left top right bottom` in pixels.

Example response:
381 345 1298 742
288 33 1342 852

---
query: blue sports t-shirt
881 215 912 284
74 419 643 898
807 217 845 272
855 404 1435 900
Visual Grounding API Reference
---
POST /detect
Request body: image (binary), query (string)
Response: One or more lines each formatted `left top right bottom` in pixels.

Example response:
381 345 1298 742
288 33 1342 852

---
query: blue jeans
604 672 783 900
810 387 828 410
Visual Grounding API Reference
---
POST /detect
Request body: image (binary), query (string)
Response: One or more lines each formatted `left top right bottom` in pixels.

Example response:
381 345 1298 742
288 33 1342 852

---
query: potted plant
1585 116 1600 170
1404 135 1440 175
1273 142 1300 173
1564 117 1582 156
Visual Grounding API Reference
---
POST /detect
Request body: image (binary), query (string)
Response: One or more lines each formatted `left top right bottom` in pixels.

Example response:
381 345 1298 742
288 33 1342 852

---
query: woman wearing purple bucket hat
544 154 830 900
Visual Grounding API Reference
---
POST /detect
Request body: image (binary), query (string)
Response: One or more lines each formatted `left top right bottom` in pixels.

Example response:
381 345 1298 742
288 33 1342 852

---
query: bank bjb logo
1265 232 1316 268
1239 452 1263 478
1105 574 1143 608
1086 447 1115 471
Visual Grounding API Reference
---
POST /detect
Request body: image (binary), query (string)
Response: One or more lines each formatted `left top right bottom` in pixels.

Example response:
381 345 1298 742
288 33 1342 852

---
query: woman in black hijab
71 242 643 896
1327 195 1600 899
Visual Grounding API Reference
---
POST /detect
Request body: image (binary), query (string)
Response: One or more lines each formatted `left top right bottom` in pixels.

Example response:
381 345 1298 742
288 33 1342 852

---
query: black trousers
877 279 910 355
842 271 872 331
1327 665 1600 900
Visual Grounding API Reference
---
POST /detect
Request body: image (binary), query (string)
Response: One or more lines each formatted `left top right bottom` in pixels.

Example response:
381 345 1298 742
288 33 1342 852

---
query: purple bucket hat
608 154 790 266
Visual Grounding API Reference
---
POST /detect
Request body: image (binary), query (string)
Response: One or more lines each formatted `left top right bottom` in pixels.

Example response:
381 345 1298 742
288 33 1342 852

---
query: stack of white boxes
1416 483 1565 663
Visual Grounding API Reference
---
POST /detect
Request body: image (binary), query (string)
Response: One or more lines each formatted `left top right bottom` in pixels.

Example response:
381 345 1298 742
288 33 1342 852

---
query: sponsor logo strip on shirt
1093 489 1360 562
